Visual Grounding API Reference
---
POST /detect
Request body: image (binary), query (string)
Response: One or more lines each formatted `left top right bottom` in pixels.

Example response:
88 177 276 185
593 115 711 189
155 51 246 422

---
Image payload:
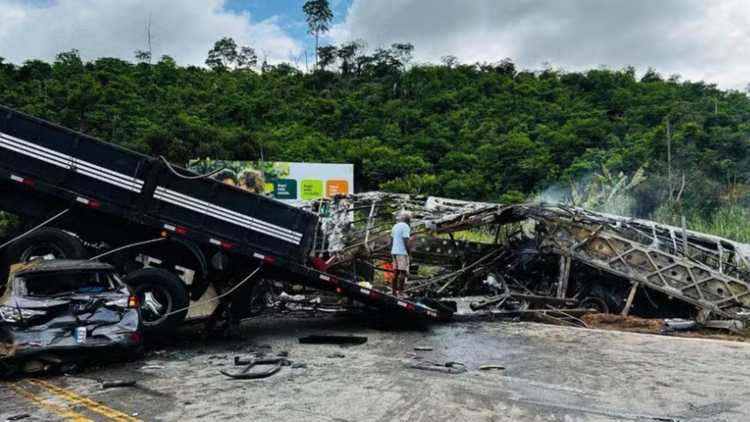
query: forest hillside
2 42 750 239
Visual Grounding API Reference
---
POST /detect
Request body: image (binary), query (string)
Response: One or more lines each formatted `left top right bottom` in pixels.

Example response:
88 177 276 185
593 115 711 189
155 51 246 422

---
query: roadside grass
654 206 750 244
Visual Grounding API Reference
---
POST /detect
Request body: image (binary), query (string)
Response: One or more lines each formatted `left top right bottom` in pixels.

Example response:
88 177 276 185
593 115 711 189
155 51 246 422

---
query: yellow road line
6 382 93 422
27 379 144 422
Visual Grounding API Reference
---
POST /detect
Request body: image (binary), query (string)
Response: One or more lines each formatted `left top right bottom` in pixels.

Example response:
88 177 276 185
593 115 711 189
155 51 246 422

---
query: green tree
205 37 258 71
337 41 362 76
206 37 238 71
317 45 338 71
302 0 334 69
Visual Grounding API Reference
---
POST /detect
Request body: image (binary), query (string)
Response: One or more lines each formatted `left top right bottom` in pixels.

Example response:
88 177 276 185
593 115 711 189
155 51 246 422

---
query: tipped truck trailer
0 105 450 336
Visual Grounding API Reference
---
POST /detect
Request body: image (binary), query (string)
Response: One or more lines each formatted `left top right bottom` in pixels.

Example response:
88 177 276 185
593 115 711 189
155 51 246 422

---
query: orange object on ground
383 261 394 284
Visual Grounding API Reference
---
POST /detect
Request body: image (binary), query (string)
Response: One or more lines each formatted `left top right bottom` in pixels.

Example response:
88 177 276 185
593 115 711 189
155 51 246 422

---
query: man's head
401 212 411 223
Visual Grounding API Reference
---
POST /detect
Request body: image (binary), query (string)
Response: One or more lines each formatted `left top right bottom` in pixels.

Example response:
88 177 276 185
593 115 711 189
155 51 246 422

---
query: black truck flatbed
0 104 448 327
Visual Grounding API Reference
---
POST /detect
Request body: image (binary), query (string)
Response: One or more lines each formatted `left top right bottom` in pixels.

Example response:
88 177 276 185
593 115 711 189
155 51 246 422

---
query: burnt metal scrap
304 193 750 323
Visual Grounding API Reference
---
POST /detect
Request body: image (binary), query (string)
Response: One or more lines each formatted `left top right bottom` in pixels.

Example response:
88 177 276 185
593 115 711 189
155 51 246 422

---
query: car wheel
124 268 189 338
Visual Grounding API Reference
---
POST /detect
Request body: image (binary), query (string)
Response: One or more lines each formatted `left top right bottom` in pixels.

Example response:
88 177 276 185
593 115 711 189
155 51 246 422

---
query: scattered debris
220 356 291 380
292 363 307 369
414 346 433 351
6 414 31 421
307 193 750 327
410 361 467 374
59 363 79 374
299 335 368 345
327 352 346 359
101 380 137 389
582 314 665 332
479 365 505 371
664 319 697 331
277 351 289 357
140 365 165 370
704 320 745 333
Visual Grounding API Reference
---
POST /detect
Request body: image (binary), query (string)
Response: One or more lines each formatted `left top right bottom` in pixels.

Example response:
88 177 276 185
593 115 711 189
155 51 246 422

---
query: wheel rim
134 284 173 326
20 242 67 262
580 297 609 314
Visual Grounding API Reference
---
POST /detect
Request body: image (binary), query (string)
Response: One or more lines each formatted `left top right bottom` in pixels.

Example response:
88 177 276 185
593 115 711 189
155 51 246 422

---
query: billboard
188 160 354 200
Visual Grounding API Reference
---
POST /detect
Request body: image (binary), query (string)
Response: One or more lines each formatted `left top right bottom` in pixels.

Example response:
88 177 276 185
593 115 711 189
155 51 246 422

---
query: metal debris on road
479 364 506 371
414 346 433 351
220 356 291 379
410 361 467 374
101 380 137 389
299 335 368 345
5 414 31 421
327 352 346 358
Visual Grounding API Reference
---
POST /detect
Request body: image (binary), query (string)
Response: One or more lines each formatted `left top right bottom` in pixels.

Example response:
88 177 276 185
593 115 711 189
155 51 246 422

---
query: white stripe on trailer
1 133 144 190
164 224 176 231
0 133 144 192
154 191 299 245
0 133 73 164
210 239 222 246
71 157 144 188
0 136 72 169
71 159 143 192
319 274 330 281
253 253 265 260
0 132 143 193
10 175 23 183
156 187 303 239
397 301 408 308
203 206 300 244
155 188 210 213
153 187 303 245
360 288 370 295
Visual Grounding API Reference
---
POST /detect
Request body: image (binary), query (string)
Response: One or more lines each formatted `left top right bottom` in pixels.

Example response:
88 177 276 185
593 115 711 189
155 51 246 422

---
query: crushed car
0 260 143 375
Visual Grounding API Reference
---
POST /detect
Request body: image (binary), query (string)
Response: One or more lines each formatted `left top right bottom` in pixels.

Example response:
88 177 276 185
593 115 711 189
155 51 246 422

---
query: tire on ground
124 268 189 338
1 227 88 282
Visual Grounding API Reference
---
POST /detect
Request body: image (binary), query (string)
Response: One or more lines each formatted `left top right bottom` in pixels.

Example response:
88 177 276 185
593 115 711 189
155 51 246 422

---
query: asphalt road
2 315 750 422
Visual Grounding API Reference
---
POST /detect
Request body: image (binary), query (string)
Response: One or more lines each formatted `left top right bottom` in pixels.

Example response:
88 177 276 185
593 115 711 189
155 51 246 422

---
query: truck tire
3 227 88 264
1 228 88 284
124 268 189 338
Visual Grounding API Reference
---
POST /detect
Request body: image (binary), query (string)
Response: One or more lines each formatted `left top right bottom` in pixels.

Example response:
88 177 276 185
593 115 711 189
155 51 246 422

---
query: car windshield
16 270 123 297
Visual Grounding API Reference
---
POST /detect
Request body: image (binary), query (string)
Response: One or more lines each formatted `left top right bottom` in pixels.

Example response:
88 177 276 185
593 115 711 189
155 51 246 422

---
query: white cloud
0 0 302 66
332 0 750 89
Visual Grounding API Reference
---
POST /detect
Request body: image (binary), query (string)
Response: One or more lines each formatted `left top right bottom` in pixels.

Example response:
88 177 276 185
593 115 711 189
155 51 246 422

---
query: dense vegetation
2 40 750 239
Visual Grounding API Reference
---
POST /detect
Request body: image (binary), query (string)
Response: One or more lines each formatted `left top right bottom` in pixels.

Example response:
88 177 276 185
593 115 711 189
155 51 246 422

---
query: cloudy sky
1 0 748 89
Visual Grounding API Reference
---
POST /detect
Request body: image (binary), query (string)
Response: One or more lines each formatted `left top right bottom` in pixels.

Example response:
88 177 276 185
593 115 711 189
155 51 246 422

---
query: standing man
390 213 411 297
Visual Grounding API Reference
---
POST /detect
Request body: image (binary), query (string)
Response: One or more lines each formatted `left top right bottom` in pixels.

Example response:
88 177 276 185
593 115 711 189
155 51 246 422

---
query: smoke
535 183 572 205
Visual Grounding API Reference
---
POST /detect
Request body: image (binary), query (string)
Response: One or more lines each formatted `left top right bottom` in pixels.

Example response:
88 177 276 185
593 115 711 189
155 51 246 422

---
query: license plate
74 327 87 343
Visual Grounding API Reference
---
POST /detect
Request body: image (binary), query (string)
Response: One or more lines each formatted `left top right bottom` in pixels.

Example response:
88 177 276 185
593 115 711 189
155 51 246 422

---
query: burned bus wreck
306 193 750 325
